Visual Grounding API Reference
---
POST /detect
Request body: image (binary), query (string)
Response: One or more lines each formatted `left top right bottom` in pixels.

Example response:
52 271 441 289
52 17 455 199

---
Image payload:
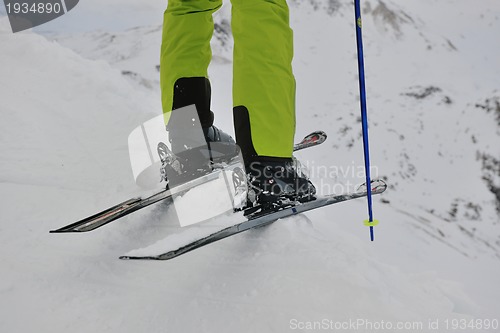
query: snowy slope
1 0 500 332
52 0 500 255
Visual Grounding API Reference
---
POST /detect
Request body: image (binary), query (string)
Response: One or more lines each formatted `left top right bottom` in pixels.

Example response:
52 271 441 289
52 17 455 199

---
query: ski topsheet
120 179 387 261
50 131 327 233
293 130 327 152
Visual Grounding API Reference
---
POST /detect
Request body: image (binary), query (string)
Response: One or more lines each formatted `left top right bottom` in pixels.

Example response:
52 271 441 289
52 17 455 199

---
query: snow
1 0 500 332
124 210 243 258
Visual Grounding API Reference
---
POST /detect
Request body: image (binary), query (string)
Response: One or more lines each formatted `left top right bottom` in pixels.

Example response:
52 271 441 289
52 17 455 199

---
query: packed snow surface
1 1 499 332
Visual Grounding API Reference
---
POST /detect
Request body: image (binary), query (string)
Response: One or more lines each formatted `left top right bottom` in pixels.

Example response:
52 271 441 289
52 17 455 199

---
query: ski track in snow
1 1 500 332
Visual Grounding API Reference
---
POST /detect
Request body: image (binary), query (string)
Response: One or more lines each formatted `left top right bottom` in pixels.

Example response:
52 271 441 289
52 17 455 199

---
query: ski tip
356 178 387 194
372 179 388 193
315 130 327 137
306 130 327 143
49 228 72 233
120 252 177 261
119 255 146 260
49 227 86 233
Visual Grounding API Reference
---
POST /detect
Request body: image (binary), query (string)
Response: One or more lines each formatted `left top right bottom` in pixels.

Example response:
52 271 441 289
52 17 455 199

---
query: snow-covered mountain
1 0 499 332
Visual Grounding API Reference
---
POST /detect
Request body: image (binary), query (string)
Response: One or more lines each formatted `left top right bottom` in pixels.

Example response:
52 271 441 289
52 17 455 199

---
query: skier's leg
231 0 295 162
161 0 222 127
231 0 315 205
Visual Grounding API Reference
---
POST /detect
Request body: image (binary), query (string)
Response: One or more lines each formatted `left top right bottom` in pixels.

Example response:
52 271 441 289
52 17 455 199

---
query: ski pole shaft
354 0 376 241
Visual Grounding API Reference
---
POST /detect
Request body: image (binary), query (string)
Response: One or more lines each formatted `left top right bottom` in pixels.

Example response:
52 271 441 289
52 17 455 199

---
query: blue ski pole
354 0 378 241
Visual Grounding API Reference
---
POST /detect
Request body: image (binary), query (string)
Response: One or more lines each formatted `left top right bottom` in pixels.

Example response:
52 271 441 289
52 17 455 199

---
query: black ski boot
246 158 316 210
203 125 234 145
168 76 235 148
161 77 236 188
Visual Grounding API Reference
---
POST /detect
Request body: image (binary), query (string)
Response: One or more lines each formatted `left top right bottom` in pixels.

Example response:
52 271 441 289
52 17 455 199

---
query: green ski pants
161 0 295 159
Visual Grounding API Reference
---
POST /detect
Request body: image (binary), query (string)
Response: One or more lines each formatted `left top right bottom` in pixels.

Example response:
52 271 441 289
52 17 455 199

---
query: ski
50 131 327 233
119 179 387 261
